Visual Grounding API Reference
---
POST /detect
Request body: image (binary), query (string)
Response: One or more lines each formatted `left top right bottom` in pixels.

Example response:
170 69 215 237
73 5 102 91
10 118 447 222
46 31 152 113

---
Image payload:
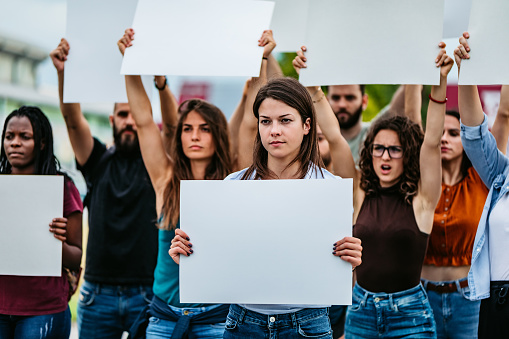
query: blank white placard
121 0 274 76
180 179 353 305
0 175 63 276
65 0 152 103
443 0 472 39
270 0 309 52
458 0 509 85
299 0 444 86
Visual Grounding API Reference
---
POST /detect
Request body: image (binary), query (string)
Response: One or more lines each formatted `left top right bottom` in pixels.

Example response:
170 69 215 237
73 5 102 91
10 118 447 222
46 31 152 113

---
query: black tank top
354 185 429 293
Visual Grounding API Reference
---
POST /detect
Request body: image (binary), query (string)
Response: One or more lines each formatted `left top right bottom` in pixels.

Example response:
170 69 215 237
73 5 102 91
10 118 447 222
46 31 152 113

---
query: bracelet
313 93 325 104
428 93 447 104
262 57 268 60
154 76 167 91
310 87 322 98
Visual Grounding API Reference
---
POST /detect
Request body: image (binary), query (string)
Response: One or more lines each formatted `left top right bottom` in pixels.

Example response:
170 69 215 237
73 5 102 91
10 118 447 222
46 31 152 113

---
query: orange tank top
424 166 488 266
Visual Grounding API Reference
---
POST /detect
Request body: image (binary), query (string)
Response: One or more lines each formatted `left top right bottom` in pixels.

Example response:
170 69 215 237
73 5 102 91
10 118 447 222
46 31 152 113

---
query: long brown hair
359 115 423 204
242 77 323 180
161 99 232 229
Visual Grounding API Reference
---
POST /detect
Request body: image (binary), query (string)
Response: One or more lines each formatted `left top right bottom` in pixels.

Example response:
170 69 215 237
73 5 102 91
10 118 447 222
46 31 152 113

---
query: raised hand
292 46 307 75
50 38 70 72
118 28 135 56
259 30 276 59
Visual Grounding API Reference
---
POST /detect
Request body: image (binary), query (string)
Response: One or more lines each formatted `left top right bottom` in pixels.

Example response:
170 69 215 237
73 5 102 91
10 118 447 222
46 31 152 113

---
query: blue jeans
77 280 153 339
422 278 480 339
223 304 333 339
0 307 71 339
345 283 436 339
146 304 225 338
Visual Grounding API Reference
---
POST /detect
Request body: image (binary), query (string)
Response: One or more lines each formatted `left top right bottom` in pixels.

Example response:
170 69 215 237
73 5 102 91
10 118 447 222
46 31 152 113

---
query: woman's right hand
118 28 135 56
168 229 193 265
454 31 470 73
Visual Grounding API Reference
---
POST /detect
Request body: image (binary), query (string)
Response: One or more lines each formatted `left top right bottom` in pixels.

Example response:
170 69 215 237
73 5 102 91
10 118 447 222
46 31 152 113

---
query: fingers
49 217 68 242
332 237 362 269
168 247 188 265
118 28 135 56
292 46 308 75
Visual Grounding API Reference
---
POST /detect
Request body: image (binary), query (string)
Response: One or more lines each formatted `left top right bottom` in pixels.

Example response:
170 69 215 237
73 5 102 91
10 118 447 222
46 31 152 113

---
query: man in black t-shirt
51 38 177 338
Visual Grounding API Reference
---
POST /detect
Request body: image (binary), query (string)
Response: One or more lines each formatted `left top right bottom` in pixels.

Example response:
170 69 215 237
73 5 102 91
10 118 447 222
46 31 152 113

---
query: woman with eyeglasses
338 45 454 338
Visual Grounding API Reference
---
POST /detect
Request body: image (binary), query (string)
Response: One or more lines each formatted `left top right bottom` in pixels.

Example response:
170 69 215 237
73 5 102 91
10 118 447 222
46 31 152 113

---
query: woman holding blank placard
169 77 363 338
0 106 83 339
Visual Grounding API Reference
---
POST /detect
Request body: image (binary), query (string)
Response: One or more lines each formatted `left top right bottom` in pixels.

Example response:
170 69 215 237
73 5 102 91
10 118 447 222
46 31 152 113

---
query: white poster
458 0 509 85
121 0 275 77
0 176 63 276
180 179 353 305
443 0 472 39
299 0 444 86
65 0 151 103
270 0 309 52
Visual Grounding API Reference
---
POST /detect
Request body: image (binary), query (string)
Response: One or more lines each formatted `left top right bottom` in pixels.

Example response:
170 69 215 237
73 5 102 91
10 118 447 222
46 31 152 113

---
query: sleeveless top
424 167 488 266
353 185 429 293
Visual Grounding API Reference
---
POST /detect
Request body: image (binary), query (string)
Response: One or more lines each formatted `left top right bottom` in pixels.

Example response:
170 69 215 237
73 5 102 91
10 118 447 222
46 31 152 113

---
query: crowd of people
0 28 508 339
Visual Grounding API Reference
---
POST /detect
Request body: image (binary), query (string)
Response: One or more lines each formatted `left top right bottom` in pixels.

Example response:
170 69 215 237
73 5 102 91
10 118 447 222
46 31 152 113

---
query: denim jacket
461 114 509 300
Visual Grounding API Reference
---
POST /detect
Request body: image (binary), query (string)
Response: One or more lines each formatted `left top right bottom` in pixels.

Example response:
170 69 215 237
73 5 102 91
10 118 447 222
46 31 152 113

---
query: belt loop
389 294 398 312
421 279 428 290
361 290 369 307
455 279 462 292
291 312 297 329
95 283 101 295
238 306 246 324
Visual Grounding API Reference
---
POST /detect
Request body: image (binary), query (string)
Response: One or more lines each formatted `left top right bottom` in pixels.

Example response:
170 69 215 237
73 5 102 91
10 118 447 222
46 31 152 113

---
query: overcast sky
0 0 67 86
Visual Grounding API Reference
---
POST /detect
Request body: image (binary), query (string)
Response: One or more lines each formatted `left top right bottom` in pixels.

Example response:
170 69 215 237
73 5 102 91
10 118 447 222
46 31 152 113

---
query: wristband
262 57 268 60
154 76 167 91
428 94 447 104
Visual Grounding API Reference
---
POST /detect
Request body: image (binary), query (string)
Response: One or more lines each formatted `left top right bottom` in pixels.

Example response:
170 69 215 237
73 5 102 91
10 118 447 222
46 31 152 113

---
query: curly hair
359 115 424 204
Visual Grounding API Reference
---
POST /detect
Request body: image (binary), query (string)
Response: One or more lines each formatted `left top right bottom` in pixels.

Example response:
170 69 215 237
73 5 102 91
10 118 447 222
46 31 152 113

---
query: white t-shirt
488 192 509 280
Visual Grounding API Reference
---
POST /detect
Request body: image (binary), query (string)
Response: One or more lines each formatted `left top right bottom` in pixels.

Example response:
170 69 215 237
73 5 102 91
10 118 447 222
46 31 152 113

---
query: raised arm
50 39 94 166
455 32 484 127
154 75 179 155
418 44 453 230
292 46 356 179
492 85 509 154
237 30 276 169
119 29 171 197
404 85 423 127
229 79 250 170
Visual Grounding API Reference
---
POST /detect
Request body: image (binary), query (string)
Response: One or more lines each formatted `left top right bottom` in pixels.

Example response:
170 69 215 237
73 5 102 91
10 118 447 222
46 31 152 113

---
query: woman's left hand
259 29 276 59
49 217 68 242
333 236 362 270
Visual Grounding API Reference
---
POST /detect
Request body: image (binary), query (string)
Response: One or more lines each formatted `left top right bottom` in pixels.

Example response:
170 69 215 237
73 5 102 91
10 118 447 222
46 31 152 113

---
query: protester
168 77 362 338
118 28 278 338
50 39 163 338
338 45 453 338
455 32 509 339
0 106 83 339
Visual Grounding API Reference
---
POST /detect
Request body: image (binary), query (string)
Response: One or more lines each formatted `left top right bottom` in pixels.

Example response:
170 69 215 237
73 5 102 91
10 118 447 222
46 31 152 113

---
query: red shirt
0 177 83 315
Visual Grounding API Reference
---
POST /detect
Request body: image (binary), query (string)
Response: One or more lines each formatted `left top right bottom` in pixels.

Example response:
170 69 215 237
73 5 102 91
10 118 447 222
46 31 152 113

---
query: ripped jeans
0 306 71 339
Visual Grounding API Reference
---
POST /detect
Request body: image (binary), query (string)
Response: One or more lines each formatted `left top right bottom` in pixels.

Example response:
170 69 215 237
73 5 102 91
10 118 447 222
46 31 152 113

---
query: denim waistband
353 282 427 309
229 304 328 325
490 280 509 289
83 280 151 296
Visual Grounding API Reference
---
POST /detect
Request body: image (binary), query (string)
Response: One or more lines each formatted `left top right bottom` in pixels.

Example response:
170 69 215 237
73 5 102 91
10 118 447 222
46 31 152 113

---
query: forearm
458 85 484 126
62 243 82 271
266 54 283 79
492 85 509 154
125 75 155 128
426 76 447 146
404 85 423 127
157 76 179 147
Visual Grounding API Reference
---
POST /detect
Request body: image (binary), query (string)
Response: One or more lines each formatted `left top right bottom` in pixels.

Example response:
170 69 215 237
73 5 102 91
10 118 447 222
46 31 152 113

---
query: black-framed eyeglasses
371 144 403 159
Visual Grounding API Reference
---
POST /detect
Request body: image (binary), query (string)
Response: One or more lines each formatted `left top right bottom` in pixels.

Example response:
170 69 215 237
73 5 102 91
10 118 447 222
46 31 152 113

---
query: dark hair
242 77 323 180
161 99 232 229
1 106 61 175
359 115 424 204
445 110 471 177
325 84 366 96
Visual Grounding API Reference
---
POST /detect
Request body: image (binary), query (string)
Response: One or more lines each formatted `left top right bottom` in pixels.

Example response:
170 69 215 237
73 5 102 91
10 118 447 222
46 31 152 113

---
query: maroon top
0 177 83 316
354 185 429 293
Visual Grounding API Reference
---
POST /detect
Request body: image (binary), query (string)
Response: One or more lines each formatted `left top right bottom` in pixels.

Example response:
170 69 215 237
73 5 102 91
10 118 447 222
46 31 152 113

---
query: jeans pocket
297 313 332 338
78 286 95 307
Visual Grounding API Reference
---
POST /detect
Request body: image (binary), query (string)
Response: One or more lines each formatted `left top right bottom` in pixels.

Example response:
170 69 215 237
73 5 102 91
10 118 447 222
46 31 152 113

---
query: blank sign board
299 0 444 86
180 179 353 305
0 175 63 276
